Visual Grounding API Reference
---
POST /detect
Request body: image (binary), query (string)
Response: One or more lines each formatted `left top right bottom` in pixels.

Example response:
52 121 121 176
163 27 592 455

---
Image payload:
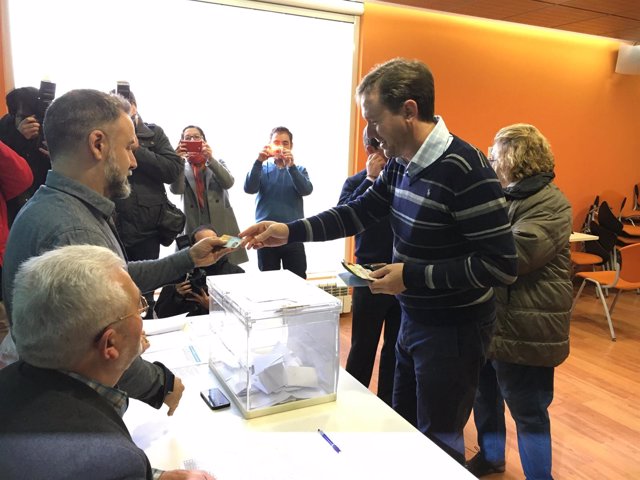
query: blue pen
317 428 341 453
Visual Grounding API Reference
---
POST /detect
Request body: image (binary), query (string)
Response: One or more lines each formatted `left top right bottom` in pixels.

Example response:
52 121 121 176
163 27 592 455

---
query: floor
337 282 640 479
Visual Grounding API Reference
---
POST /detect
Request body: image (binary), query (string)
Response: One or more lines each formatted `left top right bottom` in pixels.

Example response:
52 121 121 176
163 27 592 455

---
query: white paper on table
143 344 206 369
143 313 189 336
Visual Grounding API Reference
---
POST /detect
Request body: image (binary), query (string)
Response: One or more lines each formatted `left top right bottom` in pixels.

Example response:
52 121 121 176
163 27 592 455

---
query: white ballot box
207 270 342 418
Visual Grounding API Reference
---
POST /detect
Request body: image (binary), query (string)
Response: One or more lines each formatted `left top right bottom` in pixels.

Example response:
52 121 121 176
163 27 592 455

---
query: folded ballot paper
142 313 189 336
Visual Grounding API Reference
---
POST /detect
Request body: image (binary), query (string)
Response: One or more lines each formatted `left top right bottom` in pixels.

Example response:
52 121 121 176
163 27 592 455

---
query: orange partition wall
356 3 640 228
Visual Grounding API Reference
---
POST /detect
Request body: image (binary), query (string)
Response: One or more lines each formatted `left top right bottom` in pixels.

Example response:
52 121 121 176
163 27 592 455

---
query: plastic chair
597 201 640 245
620 185 640 223
572 242 640 340
571 221 617 271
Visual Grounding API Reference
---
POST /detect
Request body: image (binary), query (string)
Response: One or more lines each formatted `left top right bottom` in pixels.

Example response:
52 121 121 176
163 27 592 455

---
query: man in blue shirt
338 128 400 406
244 126 312 278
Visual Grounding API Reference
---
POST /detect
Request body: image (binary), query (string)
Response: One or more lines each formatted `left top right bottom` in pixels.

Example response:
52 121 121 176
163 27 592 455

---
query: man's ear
96 329 120 361
402 99 418 120
365 145 376 155
88 129 108 162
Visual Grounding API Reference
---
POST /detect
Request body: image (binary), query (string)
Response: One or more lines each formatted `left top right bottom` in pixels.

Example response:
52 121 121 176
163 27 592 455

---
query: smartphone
200 387 231 410
182 140 202 154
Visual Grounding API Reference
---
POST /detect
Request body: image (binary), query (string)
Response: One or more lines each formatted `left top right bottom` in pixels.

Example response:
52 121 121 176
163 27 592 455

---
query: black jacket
0 113 51 225
114 116 183 247
0 362 153 480
155 258 244 318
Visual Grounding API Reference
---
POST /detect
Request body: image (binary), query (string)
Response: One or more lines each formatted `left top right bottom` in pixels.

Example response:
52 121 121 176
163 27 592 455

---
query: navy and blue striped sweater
288 136 517 324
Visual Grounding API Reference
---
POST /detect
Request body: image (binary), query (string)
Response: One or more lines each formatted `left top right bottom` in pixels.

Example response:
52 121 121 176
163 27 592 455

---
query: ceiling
382 0 640 43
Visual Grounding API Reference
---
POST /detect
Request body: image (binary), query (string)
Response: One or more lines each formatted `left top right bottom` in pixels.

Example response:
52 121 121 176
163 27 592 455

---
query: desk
125 322 475 479
570 232 599 242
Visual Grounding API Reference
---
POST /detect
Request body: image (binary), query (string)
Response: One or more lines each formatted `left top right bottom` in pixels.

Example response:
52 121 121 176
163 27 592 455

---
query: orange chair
572 243 640 341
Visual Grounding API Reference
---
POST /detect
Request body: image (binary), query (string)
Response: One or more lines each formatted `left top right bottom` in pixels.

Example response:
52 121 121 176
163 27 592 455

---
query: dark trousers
125 236 161 319
346 287 401 405
393 309 495 465
257 242 307 279
473 360 555 480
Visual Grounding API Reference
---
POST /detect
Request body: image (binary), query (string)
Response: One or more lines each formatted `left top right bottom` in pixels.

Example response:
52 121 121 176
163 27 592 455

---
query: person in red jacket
0 141 33 344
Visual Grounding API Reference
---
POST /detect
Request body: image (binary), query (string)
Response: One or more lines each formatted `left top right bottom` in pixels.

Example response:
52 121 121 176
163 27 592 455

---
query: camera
267 144 284 158
35 80 56 123
186 268 208 292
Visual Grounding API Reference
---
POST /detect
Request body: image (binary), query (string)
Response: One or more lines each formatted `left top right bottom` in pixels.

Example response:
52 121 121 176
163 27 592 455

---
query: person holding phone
337 128 400 406
243 126 313 279
172 125 247 267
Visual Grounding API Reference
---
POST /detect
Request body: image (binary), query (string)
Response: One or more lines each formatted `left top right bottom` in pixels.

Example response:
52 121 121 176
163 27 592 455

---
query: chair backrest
598 201 624 235
619 243 640 283
586 221 617 263
581 195 600 233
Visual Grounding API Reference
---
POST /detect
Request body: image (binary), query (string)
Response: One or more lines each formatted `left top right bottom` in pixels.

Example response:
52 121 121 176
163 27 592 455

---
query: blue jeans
473 360 554 480
257 242 307 279
346 287 401 405
393 309 495 465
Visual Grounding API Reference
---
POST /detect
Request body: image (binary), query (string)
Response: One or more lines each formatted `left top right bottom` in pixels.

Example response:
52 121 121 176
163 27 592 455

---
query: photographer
243 126 313 279
155 225 244 318
0 86 53 225
172 125 247 267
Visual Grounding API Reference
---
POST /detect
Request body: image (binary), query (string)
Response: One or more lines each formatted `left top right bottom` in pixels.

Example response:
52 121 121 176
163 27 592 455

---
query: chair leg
572 279 587 312
594 284 617 341
609 291 622 316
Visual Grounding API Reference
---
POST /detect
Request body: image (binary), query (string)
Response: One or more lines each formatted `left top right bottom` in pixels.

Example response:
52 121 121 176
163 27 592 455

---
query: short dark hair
181 125 206 141
270 126 293 143
43 89 129 159
190 224 218 245
356 58 435 122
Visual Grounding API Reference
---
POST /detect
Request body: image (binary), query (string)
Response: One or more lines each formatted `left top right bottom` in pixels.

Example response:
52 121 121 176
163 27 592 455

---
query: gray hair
43 89 129 160
356 58 435 121
12 245 129 369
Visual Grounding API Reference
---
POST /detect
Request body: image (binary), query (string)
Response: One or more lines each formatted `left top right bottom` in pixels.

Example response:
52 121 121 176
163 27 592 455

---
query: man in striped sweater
240 58 517 464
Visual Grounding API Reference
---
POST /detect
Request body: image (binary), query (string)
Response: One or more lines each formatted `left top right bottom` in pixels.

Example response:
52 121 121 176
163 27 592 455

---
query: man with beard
2 89 232 415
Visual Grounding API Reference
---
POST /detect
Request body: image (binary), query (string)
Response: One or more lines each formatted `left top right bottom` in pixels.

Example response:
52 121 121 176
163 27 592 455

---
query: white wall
8 0 355 273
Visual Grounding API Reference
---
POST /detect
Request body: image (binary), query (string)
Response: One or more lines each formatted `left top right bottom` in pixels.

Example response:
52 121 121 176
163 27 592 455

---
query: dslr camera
186 268 208 292
35 80 56 123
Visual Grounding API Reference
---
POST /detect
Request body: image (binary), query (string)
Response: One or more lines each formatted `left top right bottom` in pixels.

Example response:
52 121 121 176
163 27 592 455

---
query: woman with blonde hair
467 124 572 479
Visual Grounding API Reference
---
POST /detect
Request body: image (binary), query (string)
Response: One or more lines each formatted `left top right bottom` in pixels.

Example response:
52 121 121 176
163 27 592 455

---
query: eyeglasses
93 295 148 343
183 134 203 141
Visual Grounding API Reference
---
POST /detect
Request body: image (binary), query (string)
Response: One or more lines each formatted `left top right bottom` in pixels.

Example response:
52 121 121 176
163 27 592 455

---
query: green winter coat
489 173 573 367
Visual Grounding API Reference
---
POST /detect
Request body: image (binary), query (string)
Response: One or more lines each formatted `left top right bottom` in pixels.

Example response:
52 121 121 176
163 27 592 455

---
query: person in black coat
0 245 213 480
113 90 184 261
155 224 244 318
0 86 52 225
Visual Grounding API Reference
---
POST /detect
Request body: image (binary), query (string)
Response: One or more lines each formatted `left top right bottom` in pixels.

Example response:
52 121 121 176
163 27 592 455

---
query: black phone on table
200 387 231 410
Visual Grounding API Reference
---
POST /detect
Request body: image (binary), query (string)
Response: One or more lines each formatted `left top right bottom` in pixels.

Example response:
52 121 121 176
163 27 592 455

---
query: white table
125 320 475 479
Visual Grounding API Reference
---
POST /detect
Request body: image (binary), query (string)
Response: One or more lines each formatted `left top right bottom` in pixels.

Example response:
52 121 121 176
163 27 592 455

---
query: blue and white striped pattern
289 134 517 323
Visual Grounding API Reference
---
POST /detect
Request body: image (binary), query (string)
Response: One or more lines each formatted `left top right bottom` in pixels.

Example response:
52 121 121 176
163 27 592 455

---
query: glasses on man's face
93 295 149 343
183 134 203 141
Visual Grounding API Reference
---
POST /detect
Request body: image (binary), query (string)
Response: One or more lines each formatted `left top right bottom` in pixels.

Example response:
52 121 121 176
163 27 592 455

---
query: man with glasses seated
172 125 247 267
0 245 214 480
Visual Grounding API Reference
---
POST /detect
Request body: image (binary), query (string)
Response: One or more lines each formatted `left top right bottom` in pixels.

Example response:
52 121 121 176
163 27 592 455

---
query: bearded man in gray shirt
2 89 232 413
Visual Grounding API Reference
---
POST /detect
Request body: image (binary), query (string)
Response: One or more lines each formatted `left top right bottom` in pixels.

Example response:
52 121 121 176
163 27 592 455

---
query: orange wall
356 4 640 229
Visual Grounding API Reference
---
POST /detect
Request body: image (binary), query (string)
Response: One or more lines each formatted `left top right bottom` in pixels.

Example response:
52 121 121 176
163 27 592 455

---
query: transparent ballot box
207 270 342 418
